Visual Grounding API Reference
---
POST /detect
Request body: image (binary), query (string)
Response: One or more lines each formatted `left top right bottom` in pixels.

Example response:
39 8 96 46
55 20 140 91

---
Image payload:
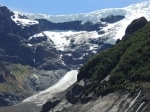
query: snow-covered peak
11 12 39 26
22 1 150 23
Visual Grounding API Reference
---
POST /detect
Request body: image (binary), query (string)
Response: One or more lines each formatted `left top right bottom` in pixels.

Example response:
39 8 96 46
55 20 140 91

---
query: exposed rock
98 43 112 52
0 93 20 106
66 84 84 104
37 19 106 32
0 6 17 34
41 99 61 112
29 36 47 44
123 17 148 40
100 15 125 23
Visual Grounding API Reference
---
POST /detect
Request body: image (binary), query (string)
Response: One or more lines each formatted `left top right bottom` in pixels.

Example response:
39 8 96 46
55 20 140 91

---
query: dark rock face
100 15 125 23
0 6 17 35
0 93 20 106
98 43 112 52
66 84 84 104
41 99 61 112
123 17 148 40
34 43 70 70
37 19 106 32
29 36 47 44
17 44 34 66
0 33 34 66
18 24 40 39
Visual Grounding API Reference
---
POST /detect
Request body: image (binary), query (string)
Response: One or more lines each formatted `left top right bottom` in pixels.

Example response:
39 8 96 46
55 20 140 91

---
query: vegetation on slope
0 63 31 94
77 17 150 97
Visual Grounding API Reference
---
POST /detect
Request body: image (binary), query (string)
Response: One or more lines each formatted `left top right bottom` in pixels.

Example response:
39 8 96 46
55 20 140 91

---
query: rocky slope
40 17 150 112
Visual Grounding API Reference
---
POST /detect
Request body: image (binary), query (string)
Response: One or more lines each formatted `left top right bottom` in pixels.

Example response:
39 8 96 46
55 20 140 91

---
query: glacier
23 1 150 23
11 1 150 45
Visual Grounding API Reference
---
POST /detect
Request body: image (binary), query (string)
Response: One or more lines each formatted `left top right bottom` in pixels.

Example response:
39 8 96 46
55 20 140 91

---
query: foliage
0 63 31 93
11 64 30 79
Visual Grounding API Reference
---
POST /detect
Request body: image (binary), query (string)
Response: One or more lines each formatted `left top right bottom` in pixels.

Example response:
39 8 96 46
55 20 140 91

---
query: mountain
0 1 149 112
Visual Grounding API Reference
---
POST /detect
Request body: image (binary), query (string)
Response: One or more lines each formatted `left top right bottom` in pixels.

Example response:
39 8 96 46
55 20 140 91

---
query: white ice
23 1 150 24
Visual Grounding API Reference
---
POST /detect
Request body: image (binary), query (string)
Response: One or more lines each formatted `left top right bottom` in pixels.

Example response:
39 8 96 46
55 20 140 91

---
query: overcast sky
0 0 149 15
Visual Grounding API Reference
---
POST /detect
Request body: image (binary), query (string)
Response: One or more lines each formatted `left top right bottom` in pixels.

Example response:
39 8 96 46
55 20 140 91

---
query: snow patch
27 43 33 46
33 74 39 82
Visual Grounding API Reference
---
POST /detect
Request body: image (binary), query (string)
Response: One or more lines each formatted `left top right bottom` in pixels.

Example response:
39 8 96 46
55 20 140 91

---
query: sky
0 0 149 15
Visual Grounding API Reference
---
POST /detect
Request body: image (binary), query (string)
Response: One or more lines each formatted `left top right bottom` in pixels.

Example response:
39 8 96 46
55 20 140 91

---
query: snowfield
23 1 150 45
22 70 78 105
10 1 150 45
29 30 101 51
